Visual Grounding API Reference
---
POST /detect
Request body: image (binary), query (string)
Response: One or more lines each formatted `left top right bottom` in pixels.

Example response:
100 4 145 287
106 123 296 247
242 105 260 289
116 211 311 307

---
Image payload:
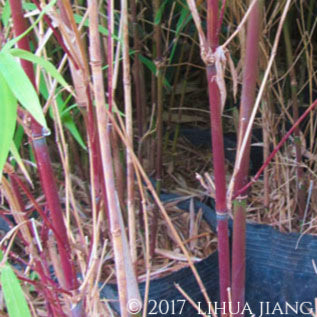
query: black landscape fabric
101 194 317 317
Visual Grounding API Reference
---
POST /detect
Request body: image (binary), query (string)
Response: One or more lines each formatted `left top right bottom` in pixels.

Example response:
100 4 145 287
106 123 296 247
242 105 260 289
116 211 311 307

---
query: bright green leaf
1 1 11 27
0 72 17 179
1 264 32 317
62 113 87 150
73 13 121 42
22 2 37 11
9 48 70 91
2 0 57 52
39 74 87 150
74 14 110 37
0 52 47 128
61 103 80 116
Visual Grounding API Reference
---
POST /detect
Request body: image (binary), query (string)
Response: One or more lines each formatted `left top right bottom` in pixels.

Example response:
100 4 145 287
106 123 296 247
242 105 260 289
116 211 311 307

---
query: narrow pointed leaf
0 52 47 128
62 113 87 150
1 264 32 317
155 0 168 25
0 72 17 178
9 48 71 91
2 0 57 52
1 0 10 27
138 55 171 89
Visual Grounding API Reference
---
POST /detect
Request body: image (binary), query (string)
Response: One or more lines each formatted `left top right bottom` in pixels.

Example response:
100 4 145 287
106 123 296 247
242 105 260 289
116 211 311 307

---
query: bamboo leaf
169 5 192 62
9 48 71 92
154 0 168 25
13 126 25 157
73 13 122 42
0 72 17 178
22 3 37 11
176 4 191 34
0 52 47 128
2 0 57 52
138 55 171 89
1 264 32 317
1 0 11 27
62 113 87 150
39 75 87 150
74 14 109 37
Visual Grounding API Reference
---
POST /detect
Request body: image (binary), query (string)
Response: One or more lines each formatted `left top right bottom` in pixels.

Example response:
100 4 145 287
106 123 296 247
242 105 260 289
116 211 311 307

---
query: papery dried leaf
226 50 238 103
214 46 227 114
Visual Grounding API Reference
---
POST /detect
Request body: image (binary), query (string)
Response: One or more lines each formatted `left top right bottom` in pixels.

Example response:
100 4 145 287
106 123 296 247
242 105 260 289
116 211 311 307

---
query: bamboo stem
9 0 77 291
150 0 164 257
231 2 261 315
131 0 146 141
121 0 137 268
88 1 130 315
206 1 230 311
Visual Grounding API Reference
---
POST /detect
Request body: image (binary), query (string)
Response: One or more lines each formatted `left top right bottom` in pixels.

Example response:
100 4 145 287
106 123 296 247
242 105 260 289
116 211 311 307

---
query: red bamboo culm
206 0 230 311
231 2 261 316
9 0 77 291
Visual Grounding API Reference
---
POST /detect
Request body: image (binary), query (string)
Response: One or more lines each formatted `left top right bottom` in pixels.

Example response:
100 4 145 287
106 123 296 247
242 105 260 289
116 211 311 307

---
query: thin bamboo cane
88 1 130 315
206 1 230 312
231 2 261 315
121 0 137 268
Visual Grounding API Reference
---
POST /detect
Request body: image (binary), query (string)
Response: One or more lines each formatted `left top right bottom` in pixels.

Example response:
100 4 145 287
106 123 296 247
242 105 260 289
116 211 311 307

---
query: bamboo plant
1 1 317 316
